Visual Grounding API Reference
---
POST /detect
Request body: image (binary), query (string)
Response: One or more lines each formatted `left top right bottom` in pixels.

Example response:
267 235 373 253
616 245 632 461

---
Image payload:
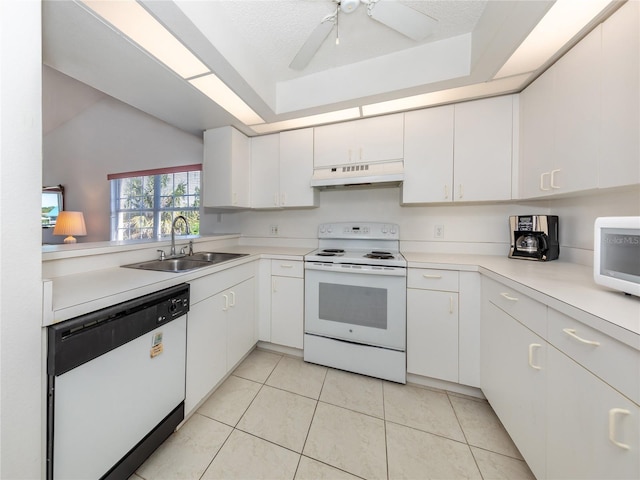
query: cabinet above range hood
311 160 404 189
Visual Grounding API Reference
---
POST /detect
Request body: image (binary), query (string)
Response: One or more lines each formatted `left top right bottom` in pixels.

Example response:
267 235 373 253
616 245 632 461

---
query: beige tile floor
132 349 536 480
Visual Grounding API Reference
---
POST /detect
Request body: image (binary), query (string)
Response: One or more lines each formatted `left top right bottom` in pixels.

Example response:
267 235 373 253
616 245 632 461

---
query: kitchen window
109 165 201 241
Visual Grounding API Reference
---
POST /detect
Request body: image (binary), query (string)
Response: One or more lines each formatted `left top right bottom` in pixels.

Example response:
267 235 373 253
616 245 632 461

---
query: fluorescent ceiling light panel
362 74 531 116
495 0 612 79
80 0 209 79
250 108 361 135
189 74 264 125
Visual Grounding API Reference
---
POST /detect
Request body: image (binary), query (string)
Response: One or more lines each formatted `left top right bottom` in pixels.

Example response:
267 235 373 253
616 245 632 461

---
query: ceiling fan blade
289 18 336 70
368 1 437 41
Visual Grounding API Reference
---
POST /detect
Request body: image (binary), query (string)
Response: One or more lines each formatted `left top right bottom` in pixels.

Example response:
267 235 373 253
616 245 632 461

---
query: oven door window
305 268 406 350
319 283 387 329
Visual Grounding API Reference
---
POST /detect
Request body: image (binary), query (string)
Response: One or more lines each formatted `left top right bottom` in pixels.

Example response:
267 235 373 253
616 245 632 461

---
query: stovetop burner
322 249 345 253
317 248 345 257
365 252 395 260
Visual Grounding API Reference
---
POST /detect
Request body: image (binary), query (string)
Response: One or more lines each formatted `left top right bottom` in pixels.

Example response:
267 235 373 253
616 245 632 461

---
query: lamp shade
53 211 87 243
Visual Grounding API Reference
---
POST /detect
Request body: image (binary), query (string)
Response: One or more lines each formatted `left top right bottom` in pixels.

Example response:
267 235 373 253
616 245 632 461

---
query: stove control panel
318 222 399 240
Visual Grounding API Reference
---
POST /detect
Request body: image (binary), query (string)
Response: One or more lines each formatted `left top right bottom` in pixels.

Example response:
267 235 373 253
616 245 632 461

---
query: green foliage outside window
111 170 200 241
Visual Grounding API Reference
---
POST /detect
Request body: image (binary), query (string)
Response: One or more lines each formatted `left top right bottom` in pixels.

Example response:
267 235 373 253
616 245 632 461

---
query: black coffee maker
509 215 559 261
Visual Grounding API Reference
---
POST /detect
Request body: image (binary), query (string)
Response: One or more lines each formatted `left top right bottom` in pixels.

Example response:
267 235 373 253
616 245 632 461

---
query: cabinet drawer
548 309 640 405
408 269 458 292
483 277 546 337
271 259 303 278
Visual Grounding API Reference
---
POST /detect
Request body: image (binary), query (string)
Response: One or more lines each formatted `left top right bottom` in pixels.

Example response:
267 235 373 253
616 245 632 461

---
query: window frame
108 164 201 241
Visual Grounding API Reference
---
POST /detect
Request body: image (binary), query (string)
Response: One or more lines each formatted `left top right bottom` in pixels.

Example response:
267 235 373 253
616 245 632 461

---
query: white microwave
594 216 640 296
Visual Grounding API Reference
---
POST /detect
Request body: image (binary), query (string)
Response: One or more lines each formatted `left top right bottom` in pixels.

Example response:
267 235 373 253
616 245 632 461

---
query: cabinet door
553 26 601 194
402 106 454 204
519 68 556 199
251 134 280 209
481 303 546 479
313 114 403 167
271 276 304 349
314 122 356 167
203 126 251 208
185 294 227 415
407 289 458 383
356 114 404 164
279 128 318 208
600 0 640 188
454 96 513 202
547 346 639 480
227 277 256 369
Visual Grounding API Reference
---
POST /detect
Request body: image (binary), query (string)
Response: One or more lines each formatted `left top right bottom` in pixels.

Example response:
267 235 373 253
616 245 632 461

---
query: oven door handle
304 262 407 277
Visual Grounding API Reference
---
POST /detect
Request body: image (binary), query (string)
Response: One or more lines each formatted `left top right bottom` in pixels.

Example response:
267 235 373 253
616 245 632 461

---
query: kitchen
2 0 640 479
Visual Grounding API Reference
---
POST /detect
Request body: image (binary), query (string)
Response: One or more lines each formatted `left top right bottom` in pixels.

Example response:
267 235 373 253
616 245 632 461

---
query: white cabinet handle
444 184 449 199
609 408 631 450
528 343 542 370
540 172 550 191
272 279 277 293
550 169 561 189
223 294 229 311
423 274 442 279
562 328 600 346
229 291 236 307
280 192 287 205
280 264 294 269
500 292 518 301
449 296 454 314
458 184 464 199
274 192 279 206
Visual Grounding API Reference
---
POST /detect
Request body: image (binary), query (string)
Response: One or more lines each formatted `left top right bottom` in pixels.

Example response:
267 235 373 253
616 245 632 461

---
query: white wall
43 69 204 242
202 185 640 265
0 0 44 477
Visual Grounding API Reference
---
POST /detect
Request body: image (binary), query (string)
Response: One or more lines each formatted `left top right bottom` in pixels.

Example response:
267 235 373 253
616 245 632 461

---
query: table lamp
53 211 87 244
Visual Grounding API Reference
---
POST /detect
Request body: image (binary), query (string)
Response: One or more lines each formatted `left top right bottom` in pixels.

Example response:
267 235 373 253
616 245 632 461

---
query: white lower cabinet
225 277 256 369
186 264 256 416
481 301 546 480
270 260 304 349
546 346 639 480
185 292 227 416
407 269 480 387
481 276 640 480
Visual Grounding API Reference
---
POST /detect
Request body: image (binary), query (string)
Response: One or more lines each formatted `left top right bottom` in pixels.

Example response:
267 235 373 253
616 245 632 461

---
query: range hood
311 160 404 189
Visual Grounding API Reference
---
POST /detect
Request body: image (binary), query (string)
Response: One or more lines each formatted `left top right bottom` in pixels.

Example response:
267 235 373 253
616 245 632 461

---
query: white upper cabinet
553 25 601 194
203 126 251 208
600 0 640 188
402 105 455 203
519 68 556 199
313 114 404 168
251 128 318 209
520 3 639 198
250 134 280 209
453 95 514 202
520 27 602 198
279 128 318 208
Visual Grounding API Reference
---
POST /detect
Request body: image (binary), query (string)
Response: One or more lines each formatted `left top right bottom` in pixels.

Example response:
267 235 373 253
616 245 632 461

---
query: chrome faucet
170 215 190 257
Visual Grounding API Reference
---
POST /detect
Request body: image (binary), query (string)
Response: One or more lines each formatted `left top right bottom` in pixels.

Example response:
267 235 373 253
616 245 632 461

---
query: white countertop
44 245 314 325
403 252 640 348
44 245 639 350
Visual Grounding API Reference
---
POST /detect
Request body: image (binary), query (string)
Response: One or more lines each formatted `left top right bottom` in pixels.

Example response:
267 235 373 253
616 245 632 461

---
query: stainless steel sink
189 252 247 263
122 252 248 273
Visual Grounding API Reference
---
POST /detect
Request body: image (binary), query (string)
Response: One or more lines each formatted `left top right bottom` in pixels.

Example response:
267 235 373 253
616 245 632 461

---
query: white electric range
304 222 407 383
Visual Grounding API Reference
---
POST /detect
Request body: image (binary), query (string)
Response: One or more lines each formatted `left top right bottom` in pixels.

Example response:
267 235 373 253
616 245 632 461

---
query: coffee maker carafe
509 215 559 261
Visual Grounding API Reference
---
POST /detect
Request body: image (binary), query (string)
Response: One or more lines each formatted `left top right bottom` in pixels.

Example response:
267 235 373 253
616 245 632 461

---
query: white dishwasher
46 283 189 480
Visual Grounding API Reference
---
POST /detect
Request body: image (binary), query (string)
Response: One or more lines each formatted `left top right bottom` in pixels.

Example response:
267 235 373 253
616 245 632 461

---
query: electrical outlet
270 225 279 236
434 225 444 239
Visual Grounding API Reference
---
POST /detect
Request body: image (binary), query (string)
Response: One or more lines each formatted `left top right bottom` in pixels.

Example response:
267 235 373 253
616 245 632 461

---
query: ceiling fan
290 0 438 70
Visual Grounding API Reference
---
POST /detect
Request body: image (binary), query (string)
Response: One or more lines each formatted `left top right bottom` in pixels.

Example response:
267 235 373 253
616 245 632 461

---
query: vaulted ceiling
42 0 619 136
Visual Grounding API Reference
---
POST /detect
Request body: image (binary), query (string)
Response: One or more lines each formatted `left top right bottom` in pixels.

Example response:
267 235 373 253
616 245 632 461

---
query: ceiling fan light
340 0 360 14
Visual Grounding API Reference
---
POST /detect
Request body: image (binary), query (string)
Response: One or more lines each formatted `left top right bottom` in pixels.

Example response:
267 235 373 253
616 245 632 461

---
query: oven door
304 263 406 350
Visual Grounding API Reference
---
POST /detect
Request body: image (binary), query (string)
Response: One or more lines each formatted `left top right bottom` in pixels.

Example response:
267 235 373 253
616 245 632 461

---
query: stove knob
319 225 326 233
327 226 333 233
390 226 397 234
382 225 388 234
